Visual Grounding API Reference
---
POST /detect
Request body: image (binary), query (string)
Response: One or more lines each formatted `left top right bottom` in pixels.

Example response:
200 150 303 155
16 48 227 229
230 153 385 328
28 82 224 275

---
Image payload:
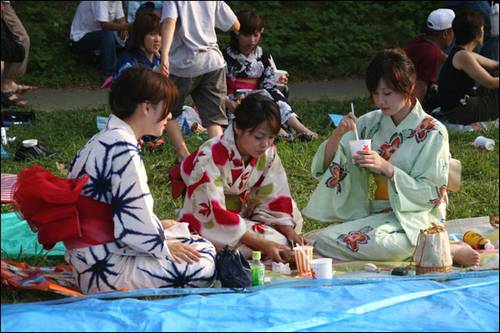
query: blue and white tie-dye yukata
66 115 216 294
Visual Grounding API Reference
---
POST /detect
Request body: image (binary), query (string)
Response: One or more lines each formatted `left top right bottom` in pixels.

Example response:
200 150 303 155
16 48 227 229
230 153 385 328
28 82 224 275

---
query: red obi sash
13 164 115 250
226 77 259 95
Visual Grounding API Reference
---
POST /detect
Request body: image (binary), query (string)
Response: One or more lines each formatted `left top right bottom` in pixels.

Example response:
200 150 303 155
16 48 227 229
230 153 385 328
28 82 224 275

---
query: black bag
215 245 252 288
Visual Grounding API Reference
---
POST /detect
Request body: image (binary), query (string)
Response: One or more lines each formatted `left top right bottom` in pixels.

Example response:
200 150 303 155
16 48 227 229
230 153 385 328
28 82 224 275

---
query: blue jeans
71 30 118 76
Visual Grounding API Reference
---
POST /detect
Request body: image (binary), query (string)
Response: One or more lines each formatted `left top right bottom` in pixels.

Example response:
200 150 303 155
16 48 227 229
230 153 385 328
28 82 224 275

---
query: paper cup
293 245 313 275
310 258 333 279
22 139 38 148
473 136 495 151
349 139 371 162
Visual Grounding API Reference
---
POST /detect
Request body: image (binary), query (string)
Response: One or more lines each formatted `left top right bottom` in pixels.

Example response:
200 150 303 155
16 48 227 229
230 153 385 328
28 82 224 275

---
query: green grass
1 98 498 304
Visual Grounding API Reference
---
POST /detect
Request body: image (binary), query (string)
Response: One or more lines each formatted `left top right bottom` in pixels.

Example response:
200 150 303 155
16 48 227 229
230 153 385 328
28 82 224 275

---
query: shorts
170 69 228 127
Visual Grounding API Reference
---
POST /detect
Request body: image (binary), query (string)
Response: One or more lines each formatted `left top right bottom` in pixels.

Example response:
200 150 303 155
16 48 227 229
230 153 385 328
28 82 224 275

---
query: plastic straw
351 102 360 141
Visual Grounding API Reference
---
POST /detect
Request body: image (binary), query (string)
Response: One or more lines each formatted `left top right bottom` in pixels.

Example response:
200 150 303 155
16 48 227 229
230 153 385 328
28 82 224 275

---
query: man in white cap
406 8 455 111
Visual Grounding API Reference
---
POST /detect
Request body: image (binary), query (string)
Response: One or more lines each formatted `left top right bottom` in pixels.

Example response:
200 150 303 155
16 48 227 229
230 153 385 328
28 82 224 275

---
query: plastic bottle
463 231 495 250
250 251 265 286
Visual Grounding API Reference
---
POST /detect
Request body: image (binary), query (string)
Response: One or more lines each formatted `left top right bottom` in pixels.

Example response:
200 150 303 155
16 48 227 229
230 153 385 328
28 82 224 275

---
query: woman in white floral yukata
304 48 480 267
176 93 304 263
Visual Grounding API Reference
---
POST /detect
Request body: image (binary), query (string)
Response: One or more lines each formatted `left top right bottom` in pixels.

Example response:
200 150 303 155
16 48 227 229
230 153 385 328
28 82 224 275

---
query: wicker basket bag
414 224 452 274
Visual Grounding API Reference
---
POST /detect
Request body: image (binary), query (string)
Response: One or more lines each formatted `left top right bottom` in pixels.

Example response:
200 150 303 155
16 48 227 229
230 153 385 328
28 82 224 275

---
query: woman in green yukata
303 48 480 267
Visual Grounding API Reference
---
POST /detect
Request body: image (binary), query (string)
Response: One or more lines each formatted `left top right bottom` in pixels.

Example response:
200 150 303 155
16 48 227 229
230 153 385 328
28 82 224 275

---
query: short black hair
109 67 178 122
366 48 416 101
230 11 265 52
452 10 484 45
234 93 281 135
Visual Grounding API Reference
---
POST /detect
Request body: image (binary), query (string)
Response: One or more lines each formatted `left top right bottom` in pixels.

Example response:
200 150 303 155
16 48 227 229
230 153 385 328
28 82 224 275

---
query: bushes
13 1 442 87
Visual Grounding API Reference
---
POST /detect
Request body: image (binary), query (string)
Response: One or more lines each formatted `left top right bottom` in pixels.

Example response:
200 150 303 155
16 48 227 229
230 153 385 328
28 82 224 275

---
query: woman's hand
261 240 292 263
167 241 201 263
160 219 182 229
353 149 394 178
332 112 357 138
274 225 308 247
225 99 239 112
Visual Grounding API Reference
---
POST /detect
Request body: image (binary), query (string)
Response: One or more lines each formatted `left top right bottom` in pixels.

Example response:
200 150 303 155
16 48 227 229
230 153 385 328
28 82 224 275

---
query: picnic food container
414 224 452 274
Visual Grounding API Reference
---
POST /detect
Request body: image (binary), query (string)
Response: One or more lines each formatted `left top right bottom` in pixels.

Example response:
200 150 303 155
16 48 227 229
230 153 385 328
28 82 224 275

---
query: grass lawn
1 98 498 303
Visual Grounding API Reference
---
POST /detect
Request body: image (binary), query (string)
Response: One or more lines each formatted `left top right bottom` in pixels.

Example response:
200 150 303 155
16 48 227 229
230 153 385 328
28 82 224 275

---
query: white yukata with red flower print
178 124 303 259
303 101 450 261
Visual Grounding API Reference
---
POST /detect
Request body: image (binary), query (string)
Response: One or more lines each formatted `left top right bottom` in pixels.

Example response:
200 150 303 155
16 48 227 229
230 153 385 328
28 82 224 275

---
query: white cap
427 8 455 31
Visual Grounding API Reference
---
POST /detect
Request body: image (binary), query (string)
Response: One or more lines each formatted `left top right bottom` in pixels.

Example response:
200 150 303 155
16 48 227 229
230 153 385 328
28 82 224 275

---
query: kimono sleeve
250 151 301 228
388 128 450 212
110 141 171 259
303 134 371 222
180 148 247 248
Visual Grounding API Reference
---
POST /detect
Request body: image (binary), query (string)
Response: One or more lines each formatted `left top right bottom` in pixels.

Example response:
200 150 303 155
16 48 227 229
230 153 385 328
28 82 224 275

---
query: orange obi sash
226 77 259 95
13 164 115 250
373 174 389 200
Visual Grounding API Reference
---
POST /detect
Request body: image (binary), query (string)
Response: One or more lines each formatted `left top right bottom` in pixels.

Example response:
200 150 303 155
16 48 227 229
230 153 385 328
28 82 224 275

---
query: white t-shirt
70 1 125 42
161 1 237 77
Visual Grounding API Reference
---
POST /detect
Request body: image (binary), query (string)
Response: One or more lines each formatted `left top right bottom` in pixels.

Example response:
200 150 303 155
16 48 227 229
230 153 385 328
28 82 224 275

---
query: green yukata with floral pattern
303 102 450 261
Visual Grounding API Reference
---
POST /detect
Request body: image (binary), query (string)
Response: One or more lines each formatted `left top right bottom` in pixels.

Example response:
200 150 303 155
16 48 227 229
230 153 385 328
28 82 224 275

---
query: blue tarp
2 271 498 332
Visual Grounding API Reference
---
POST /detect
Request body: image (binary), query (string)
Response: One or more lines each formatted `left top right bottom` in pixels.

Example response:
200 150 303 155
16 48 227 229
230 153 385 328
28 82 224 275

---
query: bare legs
165 120 223 162
286 116 318 140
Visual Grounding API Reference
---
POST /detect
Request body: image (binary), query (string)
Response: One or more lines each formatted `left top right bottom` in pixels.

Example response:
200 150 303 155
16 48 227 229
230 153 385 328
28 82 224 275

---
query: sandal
1 92 28 108
297 132 318 142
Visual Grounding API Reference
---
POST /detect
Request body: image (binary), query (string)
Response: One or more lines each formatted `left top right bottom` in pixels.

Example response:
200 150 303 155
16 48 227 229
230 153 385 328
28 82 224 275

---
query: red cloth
13 164 114 250
405 34 442 83
168 163 186 199
226 77 259 95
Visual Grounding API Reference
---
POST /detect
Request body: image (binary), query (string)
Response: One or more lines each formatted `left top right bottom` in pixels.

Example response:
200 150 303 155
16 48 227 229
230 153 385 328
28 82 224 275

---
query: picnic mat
1 214 497 297
1 212 65 257
1 173 17 203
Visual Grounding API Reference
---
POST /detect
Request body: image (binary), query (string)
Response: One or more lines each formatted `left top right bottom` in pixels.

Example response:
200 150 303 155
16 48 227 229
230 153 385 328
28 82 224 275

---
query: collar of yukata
106 114 138 143
221 123 259 167
228 45 263 62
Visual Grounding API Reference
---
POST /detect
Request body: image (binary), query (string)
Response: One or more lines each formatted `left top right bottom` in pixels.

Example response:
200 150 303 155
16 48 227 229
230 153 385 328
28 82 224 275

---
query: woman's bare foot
450 242 481 267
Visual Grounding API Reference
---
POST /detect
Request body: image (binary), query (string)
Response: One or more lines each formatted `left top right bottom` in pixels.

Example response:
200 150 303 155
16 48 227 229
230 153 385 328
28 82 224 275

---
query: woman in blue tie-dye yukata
15 68 216 294
304 49 480 267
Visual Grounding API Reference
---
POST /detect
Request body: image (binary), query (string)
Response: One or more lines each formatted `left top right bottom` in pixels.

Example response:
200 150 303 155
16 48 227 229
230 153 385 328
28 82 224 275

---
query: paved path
22 78 367 112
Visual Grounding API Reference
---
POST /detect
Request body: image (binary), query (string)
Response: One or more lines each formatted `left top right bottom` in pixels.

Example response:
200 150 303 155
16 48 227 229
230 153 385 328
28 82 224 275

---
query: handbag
215 245 252 288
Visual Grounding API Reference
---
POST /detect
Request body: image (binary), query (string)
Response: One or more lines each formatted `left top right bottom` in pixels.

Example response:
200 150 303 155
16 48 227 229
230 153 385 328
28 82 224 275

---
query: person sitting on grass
14 67 217 294
222 11 318 142
437 10 499 125
173 93 305 263
113 12 161 81
303 48 480 267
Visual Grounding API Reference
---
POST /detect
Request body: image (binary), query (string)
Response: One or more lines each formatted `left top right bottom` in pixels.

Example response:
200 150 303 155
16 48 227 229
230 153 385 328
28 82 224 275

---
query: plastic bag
215 245 252 288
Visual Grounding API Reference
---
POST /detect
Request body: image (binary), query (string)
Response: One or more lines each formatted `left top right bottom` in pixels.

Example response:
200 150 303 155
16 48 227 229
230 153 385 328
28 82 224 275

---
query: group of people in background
9 1 499 294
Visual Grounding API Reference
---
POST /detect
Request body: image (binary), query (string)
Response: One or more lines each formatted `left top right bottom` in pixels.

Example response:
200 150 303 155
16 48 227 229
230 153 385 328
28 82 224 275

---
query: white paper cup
22 139 38 148
473 136 495 151
274 69 289 84
310 258 333 279
349 139 371 162
293 245 313 275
